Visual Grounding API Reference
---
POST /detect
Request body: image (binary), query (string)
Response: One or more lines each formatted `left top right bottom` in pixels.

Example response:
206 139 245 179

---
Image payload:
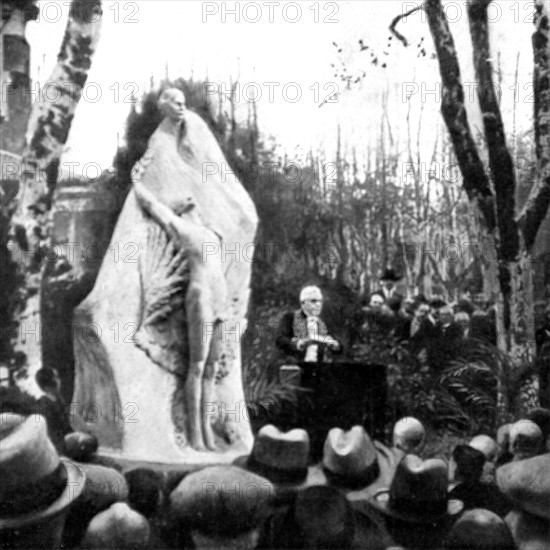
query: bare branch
389 5 423 47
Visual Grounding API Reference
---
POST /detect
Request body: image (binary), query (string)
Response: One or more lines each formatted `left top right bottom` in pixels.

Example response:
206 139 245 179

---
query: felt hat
496 452 550 520
79 502 150 549
234 424 310 484
368 454 463 523
321 426 379 488
380 268 401 282
504 509 550 550
63 431 99 462
169 465 274 539
0 413 85 530
445 508 516 549
469 434 499 461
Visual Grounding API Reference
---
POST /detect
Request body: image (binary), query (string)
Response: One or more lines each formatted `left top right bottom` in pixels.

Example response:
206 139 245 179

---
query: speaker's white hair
300 286 322 302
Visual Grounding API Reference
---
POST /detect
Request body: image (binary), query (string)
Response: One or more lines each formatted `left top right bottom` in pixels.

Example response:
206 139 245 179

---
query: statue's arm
131 161 181 243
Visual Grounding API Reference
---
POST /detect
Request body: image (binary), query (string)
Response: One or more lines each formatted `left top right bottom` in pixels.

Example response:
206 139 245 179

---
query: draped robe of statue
71 111 258 462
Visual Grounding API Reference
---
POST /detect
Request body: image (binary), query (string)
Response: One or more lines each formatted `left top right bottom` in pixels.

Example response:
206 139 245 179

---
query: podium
280 362 387 460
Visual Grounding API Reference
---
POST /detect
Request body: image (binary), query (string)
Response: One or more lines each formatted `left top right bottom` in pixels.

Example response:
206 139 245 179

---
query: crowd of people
1 406 549 549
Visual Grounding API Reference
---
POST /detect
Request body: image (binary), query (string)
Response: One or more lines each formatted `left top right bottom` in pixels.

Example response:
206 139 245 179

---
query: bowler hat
445 508 515 549
234 424 310 484
0 413 85 530
368 455 463 523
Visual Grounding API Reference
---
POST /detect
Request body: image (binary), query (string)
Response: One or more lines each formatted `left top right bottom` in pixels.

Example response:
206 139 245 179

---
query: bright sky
25 1 536 174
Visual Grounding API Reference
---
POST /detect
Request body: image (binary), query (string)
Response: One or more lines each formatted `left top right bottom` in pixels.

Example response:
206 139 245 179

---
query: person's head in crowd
368 292 385 313
125 468 163 519
392 417 426 454
300 286 324 318
439 305 455 326
380 268 400 294
525 407 550 452
509 420 543 460
445 509 516 550
455 311 471 336
413 298 431 320
79 502 150 549
35 368 61 396
449 445 485 484
293 486 356 549
0 413 85 550
169 466 274 549
429 298 447 321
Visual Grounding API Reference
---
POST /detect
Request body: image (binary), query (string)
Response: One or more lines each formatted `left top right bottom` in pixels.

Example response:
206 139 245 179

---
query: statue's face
163 92 186 122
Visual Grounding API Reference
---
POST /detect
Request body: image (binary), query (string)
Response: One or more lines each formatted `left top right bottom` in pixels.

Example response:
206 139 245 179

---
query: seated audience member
34 368 72 451
79 502 150 549
525 407 550 452
448 445 511 517
125 468 163 519
445 508 516 550
392 416 426 455
169 466 274 549
456 298 476 318
275 286 341 365
509 420 543 461
368 454 464 549
387 296 411 341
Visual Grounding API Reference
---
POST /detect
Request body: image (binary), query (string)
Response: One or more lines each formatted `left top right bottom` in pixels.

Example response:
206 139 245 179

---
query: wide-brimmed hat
496 452 550 520
321 426 379 488
234 424 310 484
509 420 543 459
0 413 85 530
368 454 463 523
445 508 516 550
380 268 401 282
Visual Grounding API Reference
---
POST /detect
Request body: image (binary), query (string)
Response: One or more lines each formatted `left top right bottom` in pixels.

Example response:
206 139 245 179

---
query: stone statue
71 89 258 462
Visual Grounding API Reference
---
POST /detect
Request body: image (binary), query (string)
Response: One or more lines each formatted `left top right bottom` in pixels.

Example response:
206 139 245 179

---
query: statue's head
158 88 187 123
300 286 323 317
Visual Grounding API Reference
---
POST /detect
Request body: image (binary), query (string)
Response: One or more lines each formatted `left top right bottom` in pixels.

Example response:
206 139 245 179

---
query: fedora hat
321 426 379 488
445 508 516 549
469 434 498 461
234 424 310 484
0 413 85 530
369 454 463 523
496 452 550 520
509 421 543 459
